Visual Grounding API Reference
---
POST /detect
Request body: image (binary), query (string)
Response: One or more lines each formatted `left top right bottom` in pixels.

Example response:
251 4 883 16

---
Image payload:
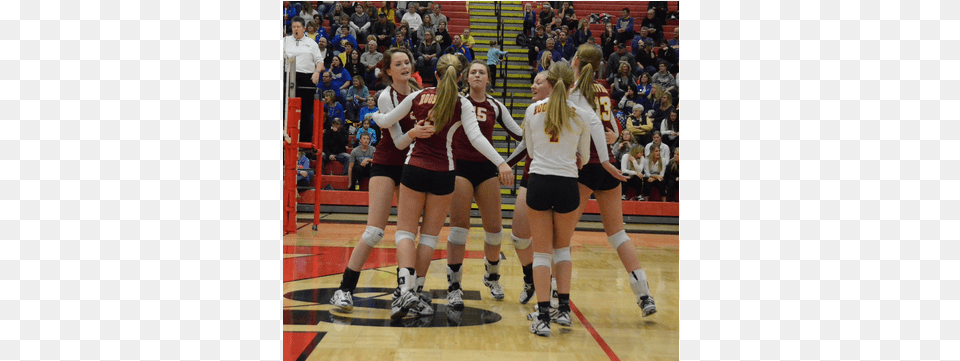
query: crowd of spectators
520 1 679 201
286 1 679 201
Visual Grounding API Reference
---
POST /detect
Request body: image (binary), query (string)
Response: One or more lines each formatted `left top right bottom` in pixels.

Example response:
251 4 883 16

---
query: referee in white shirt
284 16 325 143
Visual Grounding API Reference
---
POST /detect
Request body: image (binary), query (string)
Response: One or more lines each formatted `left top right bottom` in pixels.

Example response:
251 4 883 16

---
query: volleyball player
523 62 595 337
329 48 436 311
371 54 514 319
444 61 524 309
569 43 657 317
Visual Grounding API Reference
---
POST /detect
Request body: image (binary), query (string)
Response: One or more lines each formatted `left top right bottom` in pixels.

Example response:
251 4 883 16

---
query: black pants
642 178 666 198
352 163 372 189
488 64 497 86
622 176 643 197
617 30 635 45
295 72 318 143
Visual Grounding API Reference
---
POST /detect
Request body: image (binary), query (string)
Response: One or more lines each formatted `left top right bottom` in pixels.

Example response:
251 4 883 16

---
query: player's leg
444 177 474 308
595 186 657 317
511 187 536 304
527 207 555 336
474 177 506 300
390 184 426 320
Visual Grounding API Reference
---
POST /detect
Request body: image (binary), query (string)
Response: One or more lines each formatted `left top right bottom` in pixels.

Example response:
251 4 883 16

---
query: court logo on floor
284 287 503 328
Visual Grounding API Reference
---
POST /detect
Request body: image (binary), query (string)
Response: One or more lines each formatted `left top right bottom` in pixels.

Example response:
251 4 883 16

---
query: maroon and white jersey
453 95 523 162
372 86 417 166
370 88 505 172
568 81 618 164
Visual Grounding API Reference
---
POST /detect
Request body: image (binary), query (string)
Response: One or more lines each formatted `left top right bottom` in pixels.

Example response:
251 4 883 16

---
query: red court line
570 301 620 361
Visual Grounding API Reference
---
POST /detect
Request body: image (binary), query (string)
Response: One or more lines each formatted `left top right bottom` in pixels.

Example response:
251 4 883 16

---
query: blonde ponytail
545 78 576 139
573 43 602 111
431 54 465 130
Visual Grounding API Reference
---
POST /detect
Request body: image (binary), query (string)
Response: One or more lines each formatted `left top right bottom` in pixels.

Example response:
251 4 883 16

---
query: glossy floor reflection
284 222 679 361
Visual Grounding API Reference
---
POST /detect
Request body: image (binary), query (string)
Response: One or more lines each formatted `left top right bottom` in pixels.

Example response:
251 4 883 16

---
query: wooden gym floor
283 222 679 361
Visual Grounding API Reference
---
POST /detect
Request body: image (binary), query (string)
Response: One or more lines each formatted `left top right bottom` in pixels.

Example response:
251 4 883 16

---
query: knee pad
607 230 631 250
395 230 416 244
553 247 572 263
484 229 503 246
533 252 553 269
419 234 440 250
511 232 532 250
447 227 469 246
361 226 385 247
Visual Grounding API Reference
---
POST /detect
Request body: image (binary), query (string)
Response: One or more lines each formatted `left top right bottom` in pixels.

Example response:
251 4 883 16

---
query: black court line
296 332 327 361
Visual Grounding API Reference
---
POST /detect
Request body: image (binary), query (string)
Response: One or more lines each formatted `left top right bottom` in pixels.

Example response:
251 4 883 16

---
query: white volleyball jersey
523 98 596 178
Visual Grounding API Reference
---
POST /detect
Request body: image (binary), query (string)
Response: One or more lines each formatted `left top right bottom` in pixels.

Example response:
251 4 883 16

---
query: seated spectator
417 15 436 47
322 90 347 132
461 28 477 59
538 38 562 65
556 31 576 60
377 2 396 26
644 131 670 168
607 42 638 77
417 30 443 75
313 15 329 41
609 61 638 104
661 109 678 153
360 40 383 84
625 104 654 145
401 2 423 44
328 57 353 100
620 146 644 200
548 17 563 33
641 8 664 44
538 3 554 27
332 25 358 55
322 119 350 175
357 96 379 131
527 25 548 67
316 37 334 69
354 118 377 146
392 31 413 50
316 71 341 105
572 18 591 46
651 62 677 96
343 77 369 123
651 91 674 131
372 12 396 48
334 15 358 39
348 132 376 190
642 144 667 201
657 40 679 70
615 8 636 44
305 21 320 42
447 35 472 61
537 49 554 72
426 3 448 30
665 147 679 202
350 3 371 40
636 72 654 109
300 2 321 26
600 23 616 60
523 3 537 36
617 85 645 113
612 129 639 169
435 20 452 49
668 27 679 48
345 48 366 82
632 27 655 54
325 2 348 28
637 42 659 75
558 2 577 29
296 150 315 187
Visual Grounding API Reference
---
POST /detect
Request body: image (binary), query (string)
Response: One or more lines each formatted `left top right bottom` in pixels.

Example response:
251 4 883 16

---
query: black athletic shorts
455 160 498 188
577 163 621 192
370 163 404 186
401 165 456 196
526 174 580 213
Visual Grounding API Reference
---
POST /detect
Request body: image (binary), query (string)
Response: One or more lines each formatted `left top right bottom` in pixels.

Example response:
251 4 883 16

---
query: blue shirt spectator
332 33 358 53
486 48 508 66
